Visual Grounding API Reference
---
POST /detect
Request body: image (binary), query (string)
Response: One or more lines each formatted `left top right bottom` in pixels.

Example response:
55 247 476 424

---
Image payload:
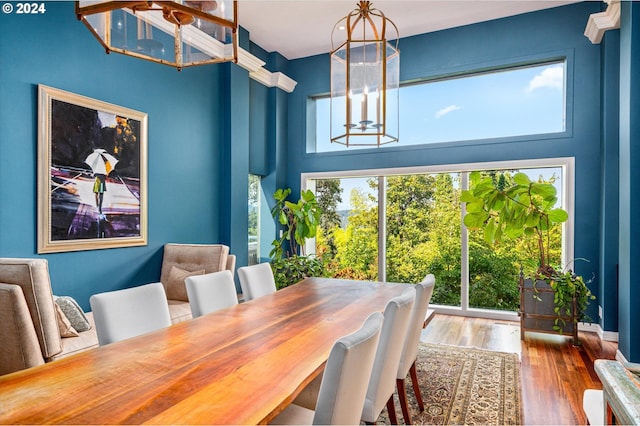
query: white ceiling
239 0 582 60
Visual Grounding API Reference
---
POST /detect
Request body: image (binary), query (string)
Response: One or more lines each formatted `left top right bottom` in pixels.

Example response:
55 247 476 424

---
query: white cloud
435 104 461 119
526 66 563 93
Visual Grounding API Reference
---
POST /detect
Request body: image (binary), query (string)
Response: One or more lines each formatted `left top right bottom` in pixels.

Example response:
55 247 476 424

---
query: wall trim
584 0 621 44
578 322 619 342
616 349 628 363
236 47 297 93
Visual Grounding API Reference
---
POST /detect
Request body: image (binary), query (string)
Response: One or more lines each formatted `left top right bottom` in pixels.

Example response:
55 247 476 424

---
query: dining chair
361 286 416 425
237 262 277 301
582 389 604 426
90 282 172 346
271 312 384 425
185 270 238 317
396 274 436 424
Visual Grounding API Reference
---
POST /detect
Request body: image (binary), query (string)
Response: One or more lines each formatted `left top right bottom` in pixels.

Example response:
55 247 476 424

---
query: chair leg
397 378 412 425
409 361 425 412
386 395 398 425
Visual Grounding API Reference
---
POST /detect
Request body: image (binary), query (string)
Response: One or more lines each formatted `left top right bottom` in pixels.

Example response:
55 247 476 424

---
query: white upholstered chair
362 286 416 425
271 312 384 425
90 282 172 346
396 274 436 424
583 389 604 425
185 270 238 317
237 262 277 301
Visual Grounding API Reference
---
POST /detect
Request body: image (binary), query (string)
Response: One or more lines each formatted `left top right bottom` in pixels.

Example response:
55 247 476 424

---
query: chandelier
330 1 400 147
76 1 238 70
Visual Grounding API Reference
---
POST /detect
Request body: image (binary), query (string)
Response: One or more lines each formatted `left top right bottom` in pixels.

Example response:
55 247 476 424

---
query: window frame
302 157 575 322
307 58 570 154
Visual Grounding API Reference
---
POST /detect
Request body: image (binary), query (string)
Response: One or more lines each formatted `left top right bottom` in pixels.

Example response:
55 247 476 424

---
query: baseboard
615 349 628 363
577 322 619 342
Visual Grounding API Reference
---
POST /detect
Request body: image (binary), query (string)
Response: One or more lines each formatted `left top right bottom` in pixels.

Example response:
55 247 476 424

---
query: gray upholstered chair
0 283 45 375
396 274 436 424
271 312 384 425
237 262 277 301
185 270 238 318
361 286 416 425
161 243 237 323
90 282 172 346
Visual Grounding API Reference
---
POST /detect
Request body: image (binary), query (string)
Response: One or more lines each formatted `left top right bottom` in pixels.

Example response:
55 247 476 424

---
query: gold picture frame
38 85 148 253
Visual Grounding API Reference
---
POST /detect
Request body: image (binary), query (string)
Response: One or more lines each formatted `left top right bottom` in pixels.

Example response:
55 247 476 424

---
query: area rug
377 343 522 425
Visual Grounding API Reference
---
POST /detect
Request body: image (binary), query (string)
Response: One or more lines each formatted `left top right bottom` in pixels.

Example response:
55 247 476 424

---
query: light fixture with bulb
76 1 238 70
330 1 400 147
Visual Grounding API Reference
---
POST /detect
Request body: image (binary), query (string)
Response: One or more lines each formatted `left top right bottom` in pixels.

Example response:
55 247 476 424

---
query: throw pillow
54 302 79 338
166 266 205 301
54 296 92 332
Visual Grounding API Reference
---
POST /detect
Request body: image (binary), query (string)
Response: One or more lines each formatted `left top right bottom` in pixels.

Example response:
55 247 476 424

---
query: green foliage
269 188 325 289
325 186 379 280
248 175 260 239
462 171 568 275
468 243 520 310
271 255 324 289
315 179 343 259
548 267 596 332
270 188 322 259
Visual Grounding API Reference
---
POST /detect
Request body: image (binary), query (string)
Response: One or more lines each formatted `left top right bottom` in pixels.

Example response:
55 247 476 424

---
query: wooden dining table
0 277 406 425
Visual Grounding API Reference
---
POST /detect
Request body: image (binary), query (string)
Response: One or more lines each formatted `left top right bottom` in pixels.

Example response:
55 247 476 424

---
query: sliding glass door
304 159 572 318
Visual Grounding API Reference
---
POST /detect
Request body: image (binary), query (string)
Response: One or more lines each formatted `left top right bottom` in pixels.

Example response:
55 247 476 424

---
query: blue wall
600 29 620 334
285 3 608 326
0 2 227 310
617 1 640 362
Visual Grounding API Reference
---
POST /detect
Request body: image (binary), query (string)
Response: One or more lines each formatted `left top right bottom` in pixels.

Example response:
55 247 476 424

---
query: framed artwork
38 85 148 253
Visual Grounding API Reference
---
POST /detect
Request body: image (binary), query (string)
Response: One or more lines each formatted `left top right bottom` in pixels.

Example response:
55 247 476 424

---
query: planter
519 274 579 344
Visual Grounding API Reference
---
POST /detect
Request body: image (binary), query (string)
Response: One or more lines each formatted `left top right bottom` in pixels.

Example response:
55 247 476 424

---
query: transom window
311 61 566 153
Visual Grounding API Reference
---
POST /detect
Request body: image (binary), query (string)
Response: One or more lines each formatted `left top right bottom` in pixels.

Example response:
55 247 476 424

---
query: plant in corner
269 188 324 289
461 171 595 342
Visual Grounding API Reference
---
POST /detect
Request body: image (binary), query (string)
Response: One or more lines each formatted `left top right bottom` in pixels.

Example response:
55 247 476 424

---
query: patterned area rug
378 343 522 425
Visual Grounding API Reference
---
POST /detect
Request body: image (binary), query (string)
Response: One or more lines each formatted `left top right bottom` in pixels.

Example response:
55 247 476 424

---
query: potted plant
461 171 595 344
270 188 324 289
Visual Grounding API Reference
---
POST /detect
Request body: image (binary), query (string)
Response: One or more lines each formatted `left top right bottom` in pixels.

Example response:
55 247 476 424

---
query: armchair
0 283 45 375
160 243 237 322
0 258 98 369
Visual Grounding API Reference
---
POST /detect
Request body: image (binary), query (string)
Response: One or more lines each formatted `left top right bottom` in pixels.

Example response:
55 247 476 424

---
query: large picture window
311 61 566 153
303 158 573 320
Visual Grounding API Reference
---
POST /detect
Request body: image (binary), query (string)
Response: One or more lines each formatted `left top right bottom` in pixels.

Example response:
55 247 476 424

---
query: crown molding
236 47 297 93
584 0 621 44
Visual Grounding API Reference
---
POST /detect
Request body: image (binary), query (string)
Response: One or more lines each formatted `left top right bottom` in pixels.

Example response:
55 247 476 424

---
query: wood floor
420 314 618 425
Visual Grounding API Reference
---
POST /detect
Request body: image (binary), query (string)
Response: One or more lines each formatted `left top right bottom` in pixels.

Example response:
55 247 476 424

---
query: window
311 61 566 153
304 158 573 320
314 177 379 280
248 174 260 265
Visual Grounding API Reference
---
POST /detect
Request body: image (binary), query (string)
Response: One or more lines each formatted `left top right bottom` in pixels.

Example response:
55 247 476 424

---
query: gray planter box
519 275 579 344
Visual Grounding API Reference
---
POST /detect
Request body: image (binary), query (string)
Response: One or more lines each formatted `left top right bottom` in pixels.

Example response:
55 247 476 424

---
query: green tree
248 174 260 240
328 186 378 280
315 179 343 258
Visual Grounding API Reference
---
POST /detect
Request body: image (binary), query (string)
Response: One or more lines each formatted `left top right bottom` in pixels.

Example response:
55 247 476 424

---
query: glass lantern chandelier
330 1 400 147
76 1 238 70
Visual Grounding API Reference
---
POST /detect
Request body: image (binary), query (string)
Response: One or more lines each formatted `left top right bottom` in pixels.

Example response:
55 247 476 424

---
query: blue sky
316 61 565 152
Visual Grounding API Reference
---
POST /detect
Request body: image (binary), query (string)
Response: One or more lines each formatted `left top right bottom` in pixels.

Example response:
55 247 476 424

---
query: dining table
0 277 407 425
